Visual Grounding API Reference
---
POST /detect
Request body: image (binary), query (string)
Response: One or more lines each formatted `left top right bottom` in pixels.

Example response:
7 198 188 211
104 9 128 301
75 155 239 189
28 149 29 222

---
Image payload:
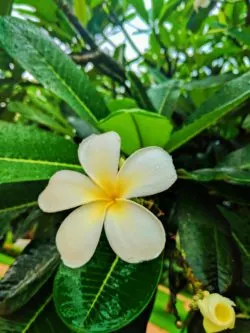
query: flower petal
56 201 107 268
38 170 107 213
117 147 177 199
203 318 223 333
78 132 120 190
104 200 165 263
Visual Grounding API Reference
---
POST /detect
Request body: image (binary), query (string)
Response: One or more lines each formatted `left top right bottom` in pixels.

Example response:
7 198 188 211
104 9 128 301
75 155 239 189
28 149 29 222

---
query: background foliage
1 0 250 332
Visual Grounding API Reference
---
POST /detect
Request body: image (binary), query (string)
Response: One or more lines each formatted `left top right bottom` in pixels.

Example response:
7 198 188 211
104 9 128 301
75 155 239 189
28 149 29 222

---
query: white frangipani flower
38 132 177 268
194 0 210 11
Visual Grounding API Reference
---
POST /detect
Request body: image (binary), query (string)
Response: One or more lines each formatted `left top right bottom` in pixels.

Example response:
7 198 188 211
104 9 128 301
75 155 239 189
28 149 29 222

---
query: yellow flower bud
198 293 236 333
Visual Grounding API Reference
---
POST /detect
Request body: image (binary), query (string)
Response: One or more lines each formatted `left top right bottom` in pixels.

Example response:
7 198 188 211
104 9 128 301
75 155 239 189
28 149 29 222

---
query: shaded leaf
127 71 156 112
148 80 181 118
187 2 216 32
0 237 59 315
178 144 250 185
219 207 250 288
166 72 250 152
0 281 71 332
174 186 236 293
228 27 250 47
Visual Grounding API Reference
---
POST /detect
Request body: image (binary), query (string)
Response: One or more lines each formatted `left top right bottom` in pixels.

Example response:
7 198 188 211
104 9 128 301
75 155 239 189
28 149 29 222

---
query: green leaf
159 0 182 23
0 282 72 332
151 0 163 20
148 80 181 118
8 102 73 136
107 98 138 113
54 236 163 333
0 121 81 184
178 168 250 185
128 0 149 23
0 17 108 126
74 0 89 26
166 72 250 152
0 181 45 238
0 239 59 315
187 3 215 32
228 27 250 48
184 73 236 91
99 109 173 155
0 181 45 213
0 0 12 15
178 144 250 185
242 114 250 131
174 186 236 293
219 207 250 288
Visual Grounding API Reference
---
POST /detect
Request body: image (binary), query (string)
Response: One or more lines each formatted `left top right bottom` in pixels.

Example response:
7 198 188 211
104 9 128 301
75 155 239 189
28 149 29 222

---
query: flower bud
198 293 235 333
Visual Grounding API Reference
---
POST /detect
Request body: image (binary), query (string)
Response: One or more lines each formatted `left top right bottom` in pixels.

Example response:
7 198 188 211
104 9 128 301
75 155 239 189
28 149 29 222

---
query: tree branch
56 0 127 85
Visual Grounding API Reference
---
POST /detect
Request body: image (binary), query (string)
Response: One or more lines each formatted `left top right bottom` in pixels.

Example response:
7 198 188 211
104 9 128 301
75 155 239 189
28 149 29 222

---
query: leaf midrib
82 256 119 324
0 157 82 170
166 83 250 152
0 201 37 214
5 18 98 127
21 294 53 333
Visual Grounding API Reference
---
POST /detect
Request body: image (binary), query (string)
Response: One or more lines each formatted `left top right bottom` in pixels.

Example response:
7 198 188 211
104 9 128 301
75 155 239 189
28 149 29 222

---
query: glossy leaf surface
174 187 236 293
99 109 172 155
54 236 163 332
0 17 108 125
0 121 81 183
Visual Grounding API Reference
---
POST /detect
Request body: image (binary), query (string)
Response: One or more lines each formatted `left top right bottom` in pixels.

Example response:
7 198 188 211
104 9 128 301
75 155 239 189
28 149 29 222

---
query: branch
56 0 127 84
106 5 171 78
153 31 173 78
107 7 142 57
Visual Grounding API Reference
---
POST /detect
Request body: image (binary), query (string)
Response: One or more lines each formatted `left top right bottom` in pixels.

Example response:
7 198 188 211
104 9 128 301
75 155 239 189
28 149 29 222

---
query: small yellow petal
203 318 225 333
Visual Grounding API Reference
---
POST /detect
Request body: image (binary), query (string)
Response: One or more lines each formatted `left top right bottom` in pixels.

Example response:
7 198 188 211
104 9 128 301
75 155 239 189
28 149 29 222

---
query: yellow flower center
215 303 232 323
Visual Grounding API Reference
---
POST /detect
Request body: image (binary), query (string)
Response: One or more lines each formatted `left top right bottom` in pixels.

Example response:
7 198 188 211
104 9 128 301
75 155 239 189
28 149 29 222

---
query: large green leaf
0 281 71 333
174 186 237 293
0 121 81 184
0 239 59 315
166 72 250 152
187 2 215 32
219 207 250 288
127 0 149 23
0 0 12 15
159 0 182 23
99 109 173 155
228 27 250 48
54 236 163 333
147 80 181 119
0 17 108 125
178 144 250 185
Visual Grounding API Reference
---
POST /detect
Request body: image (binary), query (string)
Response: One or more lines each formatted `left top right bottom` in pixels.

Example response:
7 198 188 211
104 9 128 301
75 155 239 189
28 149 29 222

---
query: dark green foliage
1 0 250 331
